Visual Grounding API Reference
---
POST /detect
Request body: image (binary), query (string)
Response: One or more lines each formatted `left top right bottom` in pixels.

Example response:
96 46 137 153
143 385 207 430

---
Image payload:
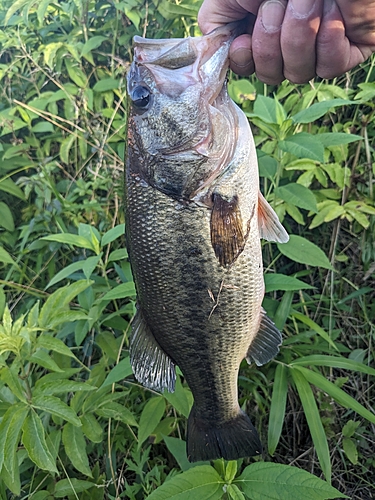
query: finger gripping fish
126 24 289 462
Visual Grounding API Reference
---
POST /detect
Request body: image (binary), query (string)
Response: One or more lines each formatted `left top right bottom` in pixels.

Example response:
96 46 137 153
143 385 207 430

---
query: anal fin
130 308 176 392
258 191 289 243
246 308 282 366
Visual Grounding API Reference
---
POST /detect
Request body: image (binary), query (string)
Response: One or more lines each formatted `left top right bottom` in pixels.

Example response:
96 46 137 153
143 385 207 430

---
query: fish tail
186 406 262 462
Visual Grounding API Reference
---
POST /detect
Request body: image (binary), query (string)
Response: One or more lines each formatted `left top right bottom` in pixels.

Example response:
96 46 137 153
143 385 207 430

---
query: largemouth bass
126 23 289 462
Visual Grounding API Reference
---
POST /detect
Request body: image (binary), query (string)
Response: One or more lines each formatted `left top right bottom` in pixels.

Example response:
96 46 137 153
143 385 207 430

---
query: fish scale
126 23 289 462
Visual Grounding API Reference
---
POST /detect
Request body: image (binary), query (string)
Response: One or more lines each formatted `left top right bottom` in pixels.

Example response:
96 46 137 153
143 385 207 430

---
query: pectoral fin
258 191 289 243
130 308 176 392
246 308 282 366
210 193 249 267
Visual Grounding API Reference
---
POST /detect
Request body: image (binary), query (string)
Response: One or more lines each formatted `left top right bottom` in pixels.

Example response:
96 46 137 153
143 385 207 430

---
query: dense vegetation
0 0 374 498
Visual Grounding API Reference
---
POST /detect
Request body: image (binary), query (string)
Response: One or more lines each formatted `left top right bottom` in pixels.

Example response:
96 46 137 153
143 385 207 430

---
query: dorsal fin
246 308 282 366
258 191 289 243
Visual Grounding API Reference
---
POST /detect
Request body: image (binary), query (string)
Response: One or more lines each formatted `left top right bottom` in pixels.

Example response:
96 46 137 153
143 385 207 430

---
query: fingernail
231 48 253 68
261 0 286 34
290 0 315 17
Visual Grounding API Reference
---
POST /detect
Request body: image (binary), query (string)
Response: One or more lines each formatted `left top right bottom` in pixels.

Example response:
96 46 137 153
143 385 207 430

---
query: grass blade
290 355 375 376
268 364 288 456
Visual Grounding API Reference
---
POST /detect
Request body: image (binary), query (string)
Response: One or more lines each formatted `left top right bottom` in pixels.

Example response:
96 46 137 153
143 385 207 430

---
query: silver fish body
126 24 289 462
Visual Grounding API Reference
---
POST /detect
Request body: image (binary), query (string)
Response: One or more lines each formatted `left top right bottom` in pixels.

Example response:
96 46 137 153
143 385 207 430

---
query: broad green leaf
93 78 120 92
60 134 76 164
157 0 198 20
37 0 52 23
343 438 358 465
80 413 103 443
29 350 64 372
22 411 58 473
101 357 133 387
292 366 375 425
4 0 29 24
101 282 136 300
95 401 138 426
0 456 21 495
31 395 81 426
0 202 14 231
227 484 246 500
292 99 352 123
101 223 125 247
290 354 375 376
342 420 360 438
265 274 314 293
273 290 293 330
45 259 91 288
291 312 338 351
277 235 333 270
34 380 96 396
81 36 107 56
268 364 288 455
54 478 95 498
108 248 128 262
275 183 318 213
0 403 29 477
65 59 87 88
163 436 208 471
43 42 64 68
36 335 79 360
62 423 92 477
0 178 26 200
41 233 96 252
0 246 17 266
147 465 224 500
138 397 166 449
228 79 256 104
163 375 193 418
1 366 28 402
235 462 344 499
252 95 277 124
290 369 331 482
316 133 362 147
258 152 277 179
279 133 325 163
32 122 54 133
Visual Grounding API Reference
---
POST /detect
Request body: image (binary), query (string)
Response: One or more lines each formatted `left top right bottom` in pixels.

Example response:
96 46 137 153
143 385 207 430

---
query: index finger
198 0 263 34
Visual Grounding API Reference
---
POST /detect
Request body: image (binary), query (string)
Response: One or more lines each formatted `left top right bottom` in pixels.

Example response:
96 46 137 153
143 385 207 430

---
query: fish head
127 24 242 199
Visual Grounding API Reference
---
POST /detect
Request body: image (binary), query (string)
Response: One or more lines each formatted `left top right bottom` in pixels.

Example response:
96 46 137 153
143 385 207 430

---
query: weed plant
0 0 374 499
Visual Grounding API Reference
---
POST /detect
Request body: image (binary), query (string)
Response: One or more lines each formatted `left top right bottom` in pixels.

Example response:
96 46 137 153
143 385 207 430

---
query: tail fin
186 406 262 462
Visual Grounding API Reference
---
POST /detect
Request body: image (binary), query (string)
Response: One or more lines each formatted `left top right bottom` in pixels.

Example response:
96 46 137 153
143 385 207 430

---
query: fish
125 23 289 463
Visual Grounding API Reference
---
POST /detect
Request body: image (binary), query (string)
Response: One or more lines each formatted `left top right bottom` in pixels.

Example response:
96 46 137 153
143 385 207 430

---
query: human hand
198 0 375 84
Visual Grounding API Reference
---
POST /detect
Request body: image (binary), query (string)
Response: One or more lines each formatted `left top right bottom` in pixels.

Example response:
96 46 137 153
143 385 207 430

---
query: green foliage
0 0 374 497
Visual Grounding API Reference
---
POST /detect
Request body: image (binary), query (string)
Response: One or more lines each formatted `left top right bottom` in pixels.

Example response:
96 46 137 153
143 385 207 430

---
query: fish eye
131 86 151 109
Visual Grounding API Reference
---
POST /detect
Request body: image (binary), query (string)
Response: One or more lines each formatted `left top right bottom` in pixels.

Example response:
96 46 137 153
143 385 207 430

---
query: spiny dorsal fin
246 308 282 366
130 308 176 392
258 191 289 243
210 193 249 267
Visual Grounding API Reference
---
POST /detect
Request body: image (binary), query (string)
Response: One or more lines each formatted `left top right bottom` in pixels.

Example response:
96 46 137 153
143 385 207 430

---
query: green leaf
0 178 26 200
292 366 375 425
235 462 345 499
4 0 29 24
41 233 96 252
22 411 58 473
163 375 193 418
138 397 166 449
163 436 208 471
291 313 338 351
147 465 224 500
277 235 333 270
34 380 96 396
62 423 92 477
54 478 95 498
290 354 375 376
29 350 64 372
31 395 81 426
45 260 90 288
275 183 318 213
252 95 277 124
37 0 52 23
80 413 103 443
0 403 29 478
291 369 332 482
279 133 325 163
258 152 278 180
60 134 76 164
316 133 362 147
268 364 288 455
65 59 87 88
157 0 198 20
36 335 79 360
101 223 125 247
265 274 314 293
227 484 246 500
292 99 353 123
101 357 133 387
81 36 107 56
342 420 360 438
343 438 358 465
32 121 54 133
0 202 15 232
0 246 17 266
95 401 138 426
101 282 136 300
93 78 120 92
228 79 256 104
1 366 28 402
